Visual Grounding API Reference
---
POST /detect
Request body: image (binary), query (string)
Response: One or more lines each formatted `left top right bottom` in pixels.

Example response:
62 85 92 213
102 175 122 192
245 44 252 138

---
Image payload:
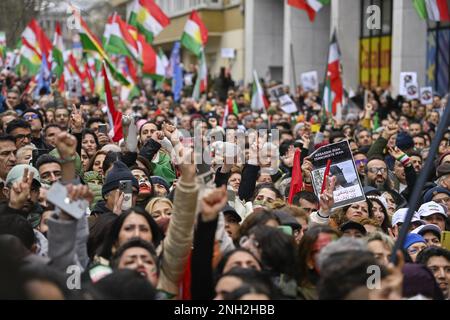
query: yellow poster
360 36 391 88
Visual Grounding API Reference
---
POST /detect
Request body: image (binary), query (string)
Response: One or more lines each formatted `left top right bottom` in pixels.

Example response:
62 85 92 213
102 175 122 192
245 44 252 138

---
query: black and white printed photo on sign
310 140 365 209
268 85 298 113
300 71 319 92
420 86 433 105
399 72 417 97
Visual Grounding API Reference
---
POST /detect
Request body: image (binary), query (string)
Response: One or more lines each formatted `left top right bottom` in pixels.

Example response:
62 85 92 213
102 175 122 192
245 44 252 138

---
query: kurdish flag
251 70 269 111
413 0 450 21
287 0 330 22
105 14 140 62
181 10 208 57
52 22 64 78
20 19 52 75
137 34 165 79
192 49 207 100
78 16 129 85
19 39 41 75
21 19 52 62
128 0 170 43
322 30 343 121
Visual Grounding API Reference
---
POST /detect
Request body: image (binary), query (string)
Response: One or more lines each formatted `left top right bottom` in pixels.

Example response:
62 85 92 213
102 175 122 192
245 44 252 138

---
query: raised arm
157 144 199 297
191 185 227 300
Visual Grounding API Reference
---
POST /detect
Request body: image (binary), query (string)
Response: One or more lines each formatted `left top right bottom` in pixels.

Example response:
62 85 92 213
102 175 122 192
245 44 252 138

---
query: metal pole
390 97 450 265
290 43 298 91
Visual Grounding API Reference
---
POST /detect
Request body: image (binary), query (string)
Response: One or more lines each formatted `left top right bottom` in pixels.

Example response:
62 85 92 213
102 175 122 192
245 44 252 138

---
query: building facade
62 0 443 97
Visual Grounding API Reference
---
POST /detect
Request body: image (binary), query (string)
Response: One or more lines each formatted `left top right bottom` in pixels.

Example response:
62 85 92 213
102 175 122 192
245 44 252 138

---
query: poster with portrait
300 71 319 92
420 86 433 105
268 85 298 114
310 140 365 210
399 72 417 97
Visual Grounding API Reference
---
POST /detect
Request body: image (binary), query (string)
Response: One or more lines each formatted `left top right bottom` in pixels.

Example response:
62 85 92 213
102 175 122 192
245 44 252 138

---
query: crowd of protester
0 67 449 300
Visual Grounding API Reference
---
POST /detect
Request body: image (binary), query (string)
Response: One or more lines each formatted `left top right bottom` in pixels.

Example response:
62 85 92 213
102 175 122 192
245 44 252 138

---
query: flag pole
390 96 450 265
290 43 297 92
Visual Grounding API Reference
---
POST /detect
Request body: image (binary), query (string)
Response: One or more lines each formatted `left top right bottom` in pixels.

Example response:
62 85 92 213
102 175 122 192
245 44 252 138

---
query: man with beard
0 164 43 229
365 156 393 192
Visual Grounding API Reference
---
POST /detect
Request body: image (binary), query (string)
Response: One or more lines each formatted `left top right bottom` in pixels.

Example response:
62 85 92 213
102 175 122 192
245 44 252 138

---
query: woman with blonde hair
145 197 174 234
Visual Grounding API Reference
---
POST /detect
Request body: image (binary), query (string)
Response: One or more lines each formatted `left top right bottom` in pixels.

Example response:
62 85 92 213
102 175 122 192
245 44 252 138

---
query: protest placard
300 71 319 91
420 86 433 105
268 85 298 113
399 72 417 96
310 140 365 209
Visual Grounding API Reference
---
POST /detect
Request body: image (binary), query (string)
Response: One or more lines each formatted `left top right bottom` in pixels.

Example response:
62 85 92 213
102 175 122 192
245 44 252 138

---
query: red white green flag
322 31 343 120
102 62 123 142
192 49 207 100
287 0 330 22
251 70 269 111
413 0 450 21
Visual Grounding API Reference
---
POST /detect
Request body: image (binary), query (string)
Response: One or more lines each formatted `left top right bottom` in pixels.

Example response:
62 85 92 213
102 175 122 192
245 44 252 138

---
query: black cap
273 210 301 230
339 221 367 236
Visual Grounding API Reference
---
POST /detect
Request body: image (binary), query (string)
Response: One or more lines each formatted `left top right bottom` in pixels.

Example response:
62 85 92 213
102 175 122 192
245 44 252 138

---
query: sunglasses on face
14 134 32 141
355 159 368 166
23 114 39 121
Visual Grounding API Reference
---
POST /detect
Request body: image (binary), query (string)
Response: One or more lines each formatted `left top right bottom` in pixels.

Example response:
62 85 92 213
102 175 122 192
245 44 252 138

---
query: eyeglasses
14 134 32 141
23 114 39 121
368 167 387 174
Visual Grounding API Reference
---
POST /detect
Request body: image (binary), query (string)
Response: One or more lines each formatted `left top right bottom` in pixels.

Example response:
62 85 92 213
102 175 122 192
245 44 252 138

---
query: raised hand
364 103 374 119
55 132 77 160
175 143 196 182
70 105 84 133
301 157 314 183
381 123 399 141
283 145 296 168
301 133 311 149
8 168 34 210
112 191 124 215
319 176 336 215
97 133 110 146
388 146 406 160
66 184 94 205
151 130 165 143
200 185 228 222
162 122 179 146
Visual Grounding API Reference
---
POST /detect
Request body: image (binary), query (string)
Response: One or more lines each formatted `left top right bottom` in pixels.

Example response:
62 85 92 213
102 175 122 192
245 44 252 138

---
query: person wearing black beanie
92 161 139 215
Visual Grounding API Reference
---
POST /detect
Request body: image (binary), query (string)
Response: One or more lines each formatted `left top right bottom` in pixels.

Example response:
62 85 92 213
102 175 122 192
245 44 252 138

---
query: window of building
426 21 450 96
359 0 393 88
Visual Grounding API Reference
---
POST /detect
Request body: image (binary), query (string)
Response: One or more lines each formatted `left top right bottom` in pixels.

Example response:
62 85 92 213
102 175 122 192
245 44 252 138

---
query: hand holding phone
46 182 88 220
119 180 133 211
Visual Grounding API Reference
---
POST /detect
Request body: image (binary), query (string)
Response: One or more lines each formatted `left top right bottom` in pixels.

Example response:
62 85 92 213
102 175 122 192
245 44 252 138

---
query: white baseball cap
391 208 424 227
418 201 448 218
